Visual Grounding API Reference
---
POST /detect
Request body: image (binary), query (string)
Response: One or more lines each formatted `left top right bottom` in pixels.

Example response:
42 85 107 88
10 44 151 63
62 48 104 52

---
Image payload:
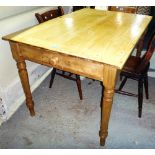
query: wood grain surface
3 8 152 69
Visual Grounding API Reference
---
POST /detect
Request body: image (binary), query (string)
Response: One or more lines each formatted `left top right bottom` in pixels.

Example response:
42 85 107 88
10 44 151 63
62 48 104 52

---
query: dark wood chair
35 7 83 100
116 32 155 118
35 6 64 23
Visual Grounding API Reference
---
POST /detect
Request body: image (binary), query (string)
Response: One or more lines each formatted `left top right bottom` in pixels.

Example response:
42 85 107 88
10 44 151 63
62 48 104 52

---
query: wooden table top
3 8 152 69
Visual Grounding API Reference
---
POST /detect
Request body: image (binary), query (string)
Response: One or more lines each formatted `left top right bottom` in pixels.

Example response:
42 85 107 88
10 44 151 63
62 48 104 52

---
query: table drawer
20 43 104 81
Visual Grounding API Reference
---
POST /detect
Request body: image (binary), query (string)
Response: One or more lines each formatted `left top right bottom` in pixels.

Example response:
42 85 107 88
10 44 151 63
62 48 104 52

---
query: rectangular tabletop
3 8 152 69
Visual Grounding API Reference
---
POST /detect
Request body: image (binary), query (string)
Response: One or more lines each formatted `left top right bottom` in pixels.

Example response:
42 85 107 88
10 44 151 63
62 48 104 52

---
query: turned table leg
99 65 118 146
10 42 35 116
17 61 35 116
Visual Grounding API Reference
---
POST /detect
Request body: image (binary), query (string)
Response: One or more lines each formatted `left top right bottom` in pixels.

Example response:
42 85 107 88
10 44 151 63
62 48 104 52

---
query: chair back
137 33 155 73
35 6 64 23
72 6 86 12
108 6 137 14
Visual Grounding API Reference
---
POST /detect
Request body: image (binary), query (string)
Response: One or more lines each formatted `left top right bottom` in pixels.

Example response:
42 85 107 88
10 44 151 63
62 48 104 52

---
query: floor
0 71 155 149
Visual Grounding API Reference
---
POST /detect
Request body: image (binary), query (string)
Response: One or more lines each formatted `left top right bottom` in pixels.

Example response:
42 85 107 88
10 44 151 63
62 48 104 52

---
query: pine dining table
2 8 152 146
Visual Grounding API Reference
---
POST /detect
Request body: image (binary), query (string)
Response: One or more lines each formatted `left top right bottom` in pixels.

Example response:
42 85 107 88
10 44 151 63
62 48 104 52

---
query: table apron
19 43 104 81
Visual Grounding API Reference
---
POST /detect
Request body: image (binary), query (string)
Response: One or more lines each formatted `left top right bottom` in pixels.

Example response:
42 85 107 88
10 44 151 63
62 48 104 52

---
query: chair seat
123 56 141 73
122 56 149 79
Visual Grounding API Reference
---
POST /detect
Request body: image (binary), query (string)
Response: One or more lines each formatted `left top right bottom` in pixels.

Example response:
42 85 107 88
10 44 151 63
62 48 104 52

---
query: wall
0 6 41 20
0 6 71 124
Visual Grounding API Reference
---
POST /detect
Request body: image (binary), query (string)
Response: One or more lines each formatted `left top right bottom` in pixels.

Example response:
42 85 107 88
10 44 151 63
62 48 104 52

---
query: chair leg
75 75 83 100
138 79 143 118
120 74 123 81
49 68 56 88
144 75 149 99
118 77 127 91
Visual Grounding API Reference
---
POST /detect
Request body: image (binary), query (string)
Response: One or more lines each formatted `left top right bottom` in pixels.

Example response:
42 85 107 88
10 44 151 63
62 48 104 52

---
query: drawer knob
50 57 58 65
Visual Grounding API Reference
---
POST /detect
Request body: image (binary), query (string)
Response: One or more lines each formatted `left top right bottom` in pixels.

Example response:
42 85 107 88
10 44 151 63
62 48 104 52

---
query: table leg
99 65 118 146
17 61 35 116
10 42 35 116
